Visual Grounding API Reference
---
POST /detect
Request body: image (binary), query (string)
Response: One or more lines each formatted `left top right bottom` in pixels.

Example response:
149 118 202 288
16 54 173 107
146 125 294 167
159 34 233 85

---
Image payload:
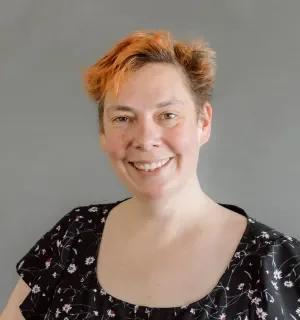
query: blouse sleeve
264 235 300 318
16 207 79 319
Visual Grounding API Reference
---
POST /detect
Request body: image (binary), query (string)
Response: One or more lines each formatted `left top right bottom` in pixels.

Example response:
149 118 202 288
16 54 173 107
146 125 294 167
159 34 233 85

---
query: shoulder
222 203 300 255
243 215 300 265
15 201 118 318
240 215 300 315
246 215 299 249
54 202 114 225
221 210 300 316
16 201 118 282
43 201 118 237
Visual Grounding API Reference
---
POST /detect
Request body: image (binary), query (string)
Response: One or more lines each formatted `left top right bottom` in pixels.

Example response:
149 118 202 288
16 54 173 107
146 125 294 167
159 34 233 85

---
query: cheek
104 131 127 159
168 124 200 155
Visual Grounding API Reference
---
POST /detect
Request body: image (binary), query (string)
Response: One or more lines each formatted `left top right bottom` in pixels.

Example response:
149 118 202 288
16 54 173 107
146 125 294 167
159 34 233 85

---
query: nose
131 120 161 151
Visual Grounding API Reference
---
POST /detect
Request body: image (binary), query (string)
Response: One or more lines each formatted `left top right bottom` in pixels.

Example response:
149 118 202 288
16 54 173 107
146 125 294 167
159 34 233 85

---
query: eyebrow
107 99 184 112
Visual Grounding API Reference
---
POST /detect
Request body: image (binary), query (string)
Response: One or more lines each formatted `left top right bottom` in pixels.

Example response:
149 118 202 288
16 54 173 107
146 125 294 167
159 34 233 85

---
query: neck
127 175 217 232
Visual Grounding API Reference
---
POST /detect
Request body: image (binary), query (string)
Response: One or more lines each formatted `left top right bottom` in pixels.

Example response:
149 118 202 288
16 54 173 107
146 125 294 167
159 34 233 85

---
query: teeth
133 158 170 171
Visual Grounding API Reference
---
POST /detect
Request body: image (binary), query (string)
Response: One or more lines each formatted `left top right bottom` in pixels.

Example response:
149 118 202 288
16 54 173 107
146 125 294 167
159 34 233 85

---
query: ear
100 133 108 152
197 102 212 145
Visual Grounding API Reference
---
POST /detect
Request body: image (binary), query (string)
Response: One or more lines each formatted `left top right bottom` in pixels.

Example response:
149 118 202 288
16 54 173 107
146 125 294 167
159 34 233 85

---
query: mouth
128 157 174 173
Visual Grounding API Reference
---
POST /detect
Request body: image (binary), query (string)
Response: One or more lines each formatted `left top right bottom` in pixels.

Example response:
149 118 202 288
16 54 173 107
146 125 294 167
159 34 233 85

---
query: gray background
1 0 299 311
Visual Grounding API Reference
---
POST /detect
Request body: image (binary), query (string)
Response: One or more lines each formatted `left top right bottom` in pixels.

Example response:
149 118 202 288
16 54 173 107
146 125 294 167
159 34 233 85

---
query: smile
129 158 172 172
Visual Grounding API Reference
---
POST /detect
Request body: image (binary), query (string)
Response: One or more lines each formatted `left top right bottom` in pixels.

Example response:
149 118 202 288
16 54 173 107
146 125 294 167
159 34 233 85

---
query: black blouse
16 199 300 319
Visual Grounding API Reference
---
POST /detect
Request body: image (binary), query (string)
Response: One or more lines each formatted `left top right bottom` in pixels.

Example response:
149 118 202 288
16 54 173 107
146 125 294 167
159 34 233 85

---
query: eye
160 112 177 120
112 116 131 123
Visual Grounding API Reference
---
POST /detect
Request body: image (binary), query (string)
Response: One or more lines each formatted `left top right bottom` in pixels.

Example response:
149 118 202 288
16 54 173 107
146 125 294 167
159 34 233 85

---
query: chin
130 182 178 201
113 158 181 200
137 189 166 200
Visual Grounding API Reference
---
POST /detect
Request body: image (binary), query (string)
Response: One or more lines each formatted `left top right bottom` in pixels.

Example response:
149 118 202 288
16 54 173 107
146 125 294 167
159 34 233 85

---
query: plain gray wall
1 0 300 311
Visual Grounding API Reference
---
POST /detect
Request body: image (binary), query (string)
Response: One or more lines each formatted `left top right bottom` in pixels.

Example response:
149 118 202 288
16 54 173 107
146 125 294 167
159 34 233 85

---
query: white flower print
256 307 268 319
100 288 107 295
55 308 61 318
85 256 95 265
57 287 61 294
286 236 293 241
261 231 269 239
103 208 108 214
271 281 279 290
296 307 300 316
32 284 40 294
109 296 113 302
45 258 52 269
56 225 61 231
238 283 244 290
251 297 261 305
42 249 46 255
107 309 115 317
52 272 57 278
134 305 139 313
62 304 72 313
234 252 241 258
181 305 188 309
284 280 293 287
57 240 61 248
190 308 196 314
93 311 99 316
247 290 254 299
89 206 98 212
101 217 106 223
274 269 282 280
75 215 83 221
220 313 226 320
67 263 77 274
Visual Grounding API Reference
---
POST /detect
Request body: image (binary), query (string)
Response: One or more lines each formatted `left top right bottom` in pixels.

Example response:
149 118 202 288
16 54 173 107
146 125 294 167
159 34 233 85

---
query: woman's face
100 63 212 199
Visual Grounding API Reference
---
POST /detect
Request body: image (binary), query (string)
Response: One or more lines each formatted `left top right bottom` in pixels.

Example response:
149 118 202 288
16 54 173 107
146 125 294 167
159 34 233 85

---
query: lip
128 157 174 176
128 157 173 164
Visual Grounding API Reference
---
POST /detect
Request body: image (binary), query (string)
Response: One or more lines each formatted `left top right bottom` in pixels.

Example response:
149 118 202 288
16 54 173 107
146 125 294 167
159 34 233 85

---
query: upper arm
1 278 30 320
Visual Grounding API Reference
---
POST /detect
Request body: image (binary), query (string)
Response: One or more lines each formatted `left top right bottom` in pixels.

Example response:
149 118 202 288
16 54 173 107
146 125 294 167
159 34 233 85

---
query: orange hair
83 30 216 131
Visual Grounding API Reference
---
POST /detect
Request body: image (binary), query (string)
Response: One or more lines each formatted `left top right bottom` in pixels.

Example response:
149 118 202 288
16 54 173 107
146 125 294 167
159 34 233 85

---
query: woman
2 30 300 320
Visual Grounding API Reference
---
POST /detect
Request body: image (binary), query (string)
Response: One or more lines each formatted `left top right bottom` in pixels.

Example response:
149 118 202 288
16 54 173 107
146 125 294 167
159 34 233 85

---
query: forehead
104 63 193 108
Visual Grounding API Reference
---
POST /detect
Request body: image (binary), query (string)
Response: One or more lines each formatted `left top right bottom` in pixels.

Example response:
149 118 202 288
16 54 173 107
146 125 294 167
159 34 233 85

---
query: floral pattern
16 199 300 319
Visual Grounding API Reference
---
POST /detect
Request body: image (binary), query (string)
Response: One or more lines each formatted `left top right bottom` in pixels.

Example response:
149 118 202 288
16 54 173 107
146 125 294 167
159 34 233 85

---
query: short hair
83 30 216 132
